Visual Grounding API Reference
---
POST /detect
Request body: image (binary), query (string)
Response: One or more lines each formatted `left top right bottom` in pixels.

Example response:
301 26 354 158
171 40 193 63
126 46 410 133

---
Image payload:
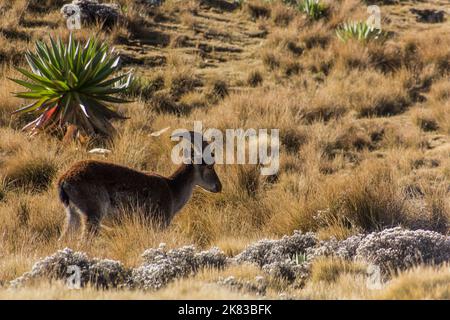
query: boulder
61 0 121 29
410 8 446 23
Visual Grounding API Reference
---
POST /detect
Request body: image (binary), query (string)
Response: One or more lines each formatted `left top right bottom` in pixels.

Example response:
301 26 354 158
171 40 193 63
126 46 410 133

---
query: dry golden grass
0 0 449 299
298 263 450 300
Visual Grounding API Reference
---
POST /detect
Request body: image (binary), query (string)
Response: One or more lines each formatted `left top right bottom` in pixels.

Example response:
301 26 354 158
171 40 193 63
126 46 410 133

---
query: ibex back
58 131 222 240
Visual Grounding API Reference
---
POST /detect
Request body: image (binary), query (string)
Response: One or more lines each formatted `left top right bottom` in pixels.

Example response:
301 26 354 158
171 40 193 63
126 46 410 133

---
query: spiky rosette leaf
10 34 133 137
336 21 383 42
298 0 327 20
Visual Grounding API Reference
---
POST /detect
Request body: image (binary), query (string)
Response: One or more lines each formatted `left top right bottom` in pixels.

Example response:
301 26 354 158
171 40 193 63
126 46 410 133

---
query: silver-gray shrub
131 245 227 290
10 228 449 290
233 231 318 267
355 227 450 275
10 248 130 289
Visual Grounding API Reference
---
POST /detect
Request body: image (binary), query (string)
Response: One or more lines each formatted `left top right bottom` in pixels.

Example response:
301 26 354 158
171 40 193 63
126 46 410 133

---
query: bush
127 75 164 101
4 157 57 192
246 2 271 20
355 228 450 276
247 70 263 87
322 163 407 232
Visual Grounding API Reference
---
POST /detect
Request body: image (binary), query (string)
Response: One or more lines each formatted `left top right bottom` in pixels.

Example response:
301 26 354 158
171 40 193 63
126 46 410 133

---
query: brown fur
58 160 221 240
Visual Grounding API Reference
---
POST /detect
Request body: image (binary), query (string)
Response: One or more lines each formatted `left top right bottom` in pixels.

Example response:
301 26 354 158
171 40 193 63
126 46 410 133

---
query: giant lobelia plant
10 34 133 138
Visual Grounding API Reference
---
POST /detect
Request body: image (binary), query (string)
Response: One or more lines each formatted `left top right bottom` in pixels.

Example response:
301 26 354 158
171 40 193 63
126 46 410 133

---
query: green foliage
336 21 382 42
292 252 308 265
298 0 327 20
10 34 133 137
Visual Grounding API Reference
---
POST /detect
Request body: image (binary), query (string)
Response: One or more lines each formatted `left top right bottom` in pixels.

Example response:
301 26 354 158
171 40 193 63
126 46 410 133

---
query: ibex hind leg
58 205 82 242
65 183 111 241
78 199 110 240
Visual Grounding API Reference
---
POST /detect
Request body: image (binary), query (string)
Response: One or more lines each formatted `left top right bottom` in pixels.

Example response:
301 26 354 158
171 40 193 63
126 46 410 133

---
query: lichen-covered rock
10 248 130 289
233 231 317 267
410 9 446 23
61 0 121 28
355 227 450 275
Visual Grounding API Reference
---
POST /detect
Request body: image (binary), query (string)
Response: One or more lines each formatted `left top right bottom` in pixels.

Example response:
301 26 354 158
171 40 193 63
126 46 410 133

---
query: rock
410 9 446 23
61 0 121 29
88 148 111 155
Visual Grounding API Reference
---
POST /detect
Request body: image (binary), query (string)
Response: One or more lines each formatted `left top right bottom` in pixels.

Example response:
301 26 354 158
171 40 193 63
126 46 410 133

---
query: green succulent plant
292 252 308 265
336 21 382 42
298 0 327 20
10 34 133 138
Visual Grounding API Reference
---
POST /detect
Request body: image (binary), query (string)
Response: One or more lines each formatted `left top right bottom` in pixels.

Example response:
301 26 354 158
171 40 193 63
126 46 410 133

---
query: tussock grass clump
281 128 308 154
246 1 271 20
150 91 189 115
206 79 229 100
127 75 165 101
337 69 411 117
412 109 439 132
247 70 263 87
261 51 281 70
167 73 201 99
3 156 57 192
237 166 261 198
323 162 407 231
179 92 208 109
379 264 450 300
310 257 366 283
272 2 296 27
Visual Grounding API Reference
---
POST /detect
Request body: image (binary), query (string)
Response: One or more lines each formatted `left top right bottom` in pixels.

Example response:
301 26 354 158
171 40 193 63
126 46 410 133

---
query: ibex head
172 130 222 193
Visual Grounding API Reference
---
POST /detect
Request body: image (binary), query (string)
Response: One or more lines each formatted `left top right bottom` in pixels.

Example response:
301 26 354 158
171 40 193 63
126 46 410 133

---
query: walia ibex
58 131 222 240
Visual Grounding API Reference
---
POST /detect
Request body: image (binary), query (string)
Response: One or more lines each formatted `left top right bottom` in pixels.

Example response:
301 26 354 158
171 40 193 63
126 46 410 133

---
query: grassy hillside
0 0 449 299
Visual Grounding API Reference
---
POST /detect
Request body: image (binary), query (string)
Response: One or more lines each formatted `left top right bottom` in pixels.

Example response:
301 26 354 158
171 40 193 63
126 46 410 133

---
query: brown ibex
57 131 221 240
